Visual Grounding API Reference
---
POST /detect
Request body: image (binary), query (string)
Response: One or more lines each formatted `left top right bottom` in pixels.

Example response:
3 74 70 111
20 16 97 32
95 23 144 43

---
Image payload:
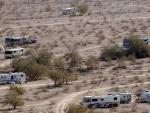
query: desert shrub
9 85 25 95
4 90 24 109
101 45 124 61
77 3 89 15
101 35 150 61
86 55 98 70
49 71 71 87
66 105 103 113
12 57 49 81
36 49 53 67
125 35 150 58
53 57 65 71
65 49 82 72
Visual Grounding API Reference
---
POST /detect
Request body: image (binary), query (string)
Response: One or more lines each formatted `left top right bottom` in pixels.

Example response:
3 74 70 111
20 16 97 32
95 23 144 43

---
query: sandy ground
0 0 150 113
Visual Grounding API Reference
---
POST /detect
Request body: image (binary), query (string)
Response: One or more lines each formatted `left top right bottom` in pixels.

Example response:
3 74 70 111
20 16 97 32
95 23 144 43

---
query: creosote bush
101 35 150 61
10 85 25 95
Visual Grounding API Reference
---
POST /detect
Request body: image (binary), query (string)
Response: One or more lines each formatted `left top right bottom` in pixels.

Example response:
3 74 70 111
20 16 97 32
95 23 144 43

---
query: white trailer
80 94 120 108
0 72 26 84
118 92 132 104
140 90 150 103
4 47 25 59
62 7 78 15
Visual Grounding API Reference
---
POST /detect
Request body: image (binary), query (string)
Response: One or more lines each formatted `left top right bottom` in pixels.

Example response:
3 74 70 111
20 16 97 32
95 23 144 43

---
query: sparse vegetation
101 35 150 61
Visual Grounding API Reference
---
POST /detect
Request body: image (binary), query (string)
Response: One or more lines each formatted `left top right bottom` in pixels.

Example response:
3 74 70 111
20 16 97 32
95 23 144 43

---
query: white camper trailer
5 36 37 47
80 95 120 108
62 7 77 15
140 90 150 103
0 72 26 84
118 92 132 104
4 47 25 59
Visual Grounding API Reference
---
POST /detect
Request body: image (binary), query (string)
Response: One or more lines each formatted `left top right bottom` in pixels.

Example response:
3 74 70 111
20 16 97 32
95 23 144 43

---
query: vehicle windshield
83 98 91 103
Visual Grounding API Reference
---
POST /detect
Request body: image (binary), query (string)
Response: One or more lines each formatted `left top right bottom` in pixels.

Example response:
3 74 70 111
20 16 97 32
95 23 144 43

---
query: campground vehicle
0 72 26 84
140 90 150 103
80 94 120 108
4 47 25 59
62 7 78 15
5 36 37 47
118 92 132 104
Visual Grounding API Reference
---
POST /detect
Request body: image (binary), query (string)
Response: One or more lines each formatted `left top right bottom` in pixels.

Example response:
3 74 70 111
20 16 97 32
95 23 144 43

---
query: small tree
9 85 25 95
36 49 53 67
4 92 24 109
53 57 65 71
77 3 89 15
86 55 98 70
65 49 82 72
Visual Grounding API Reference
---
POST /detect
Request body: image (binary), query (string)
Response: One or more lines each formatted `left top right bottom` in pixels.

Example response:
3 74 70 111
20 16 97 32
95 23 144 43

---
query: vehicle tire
88 104 93 109
108 104 112 108
113 104 118 107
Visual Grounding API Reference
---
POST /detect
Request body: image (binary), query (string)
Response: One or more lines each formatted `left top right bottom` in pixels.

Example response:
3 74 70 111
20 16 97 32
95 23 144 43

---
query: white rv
62 7 77 15
140 90 150 103
0 72 26 84
118 92 132 104
4 47 25 59
80 95 120 108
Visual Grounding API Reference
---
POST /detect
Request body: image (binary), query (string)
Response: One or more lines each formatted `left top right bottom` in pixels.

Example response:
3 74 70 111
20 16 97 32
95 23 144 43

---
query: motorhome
140 90 150 103
5 36 37 47
62 7 77 15
80 95 120 108
0 72 26 84
4 47 25 59
118 92 132 104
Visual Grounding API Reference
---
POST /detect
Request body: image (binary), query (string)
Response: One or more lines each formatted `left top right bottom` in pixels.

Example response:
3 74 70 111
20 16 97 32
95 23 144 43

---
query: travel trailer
118 92 132 104
5 36 37 47
62 7 77 15
140 90 150 103
4 47 25 59
0 72 26 84
80 95 120 108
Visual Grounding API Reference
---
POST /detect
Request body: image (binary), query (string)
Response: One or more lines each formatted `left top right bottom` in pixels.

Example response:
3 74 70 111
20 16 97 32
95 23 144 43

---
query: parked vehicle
140 90 150 103
118 92 132 104
5 36 37 47
0 72 26 84
4 47 25 59
80 95 120 108
62 7 78 15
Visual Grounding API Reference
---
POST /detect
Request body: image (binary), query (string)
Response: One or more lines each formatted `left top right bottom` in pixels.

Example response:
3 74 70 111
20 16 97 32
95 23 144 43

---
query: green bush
4 91 24 109
86 55 98 70
77 3 89 15
10 85 25 95
101 35 150 61
101 45 124 61
66 105 103 113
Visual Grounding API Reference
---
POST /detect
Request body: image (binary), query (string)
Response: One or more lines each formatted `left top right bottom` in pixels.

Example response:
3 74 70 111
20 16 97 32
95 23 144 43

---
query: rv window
21 49 23 52
83 98 91 102
1 76 3 79
101 98 104 101
92 98 98 102
5 51 13 54
21 75 24 77
14 51 16 53
114 97 118 100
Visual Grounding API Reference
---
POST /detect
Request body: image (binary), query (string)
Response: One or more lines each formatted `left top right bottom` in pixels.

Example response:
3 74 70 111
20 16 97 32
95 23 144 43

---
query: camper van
5 36 37 47
62 7 77 15
4 48 25 59
80 95 120 108
0 72 26 84
140 90 150 103
118 92 132 104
